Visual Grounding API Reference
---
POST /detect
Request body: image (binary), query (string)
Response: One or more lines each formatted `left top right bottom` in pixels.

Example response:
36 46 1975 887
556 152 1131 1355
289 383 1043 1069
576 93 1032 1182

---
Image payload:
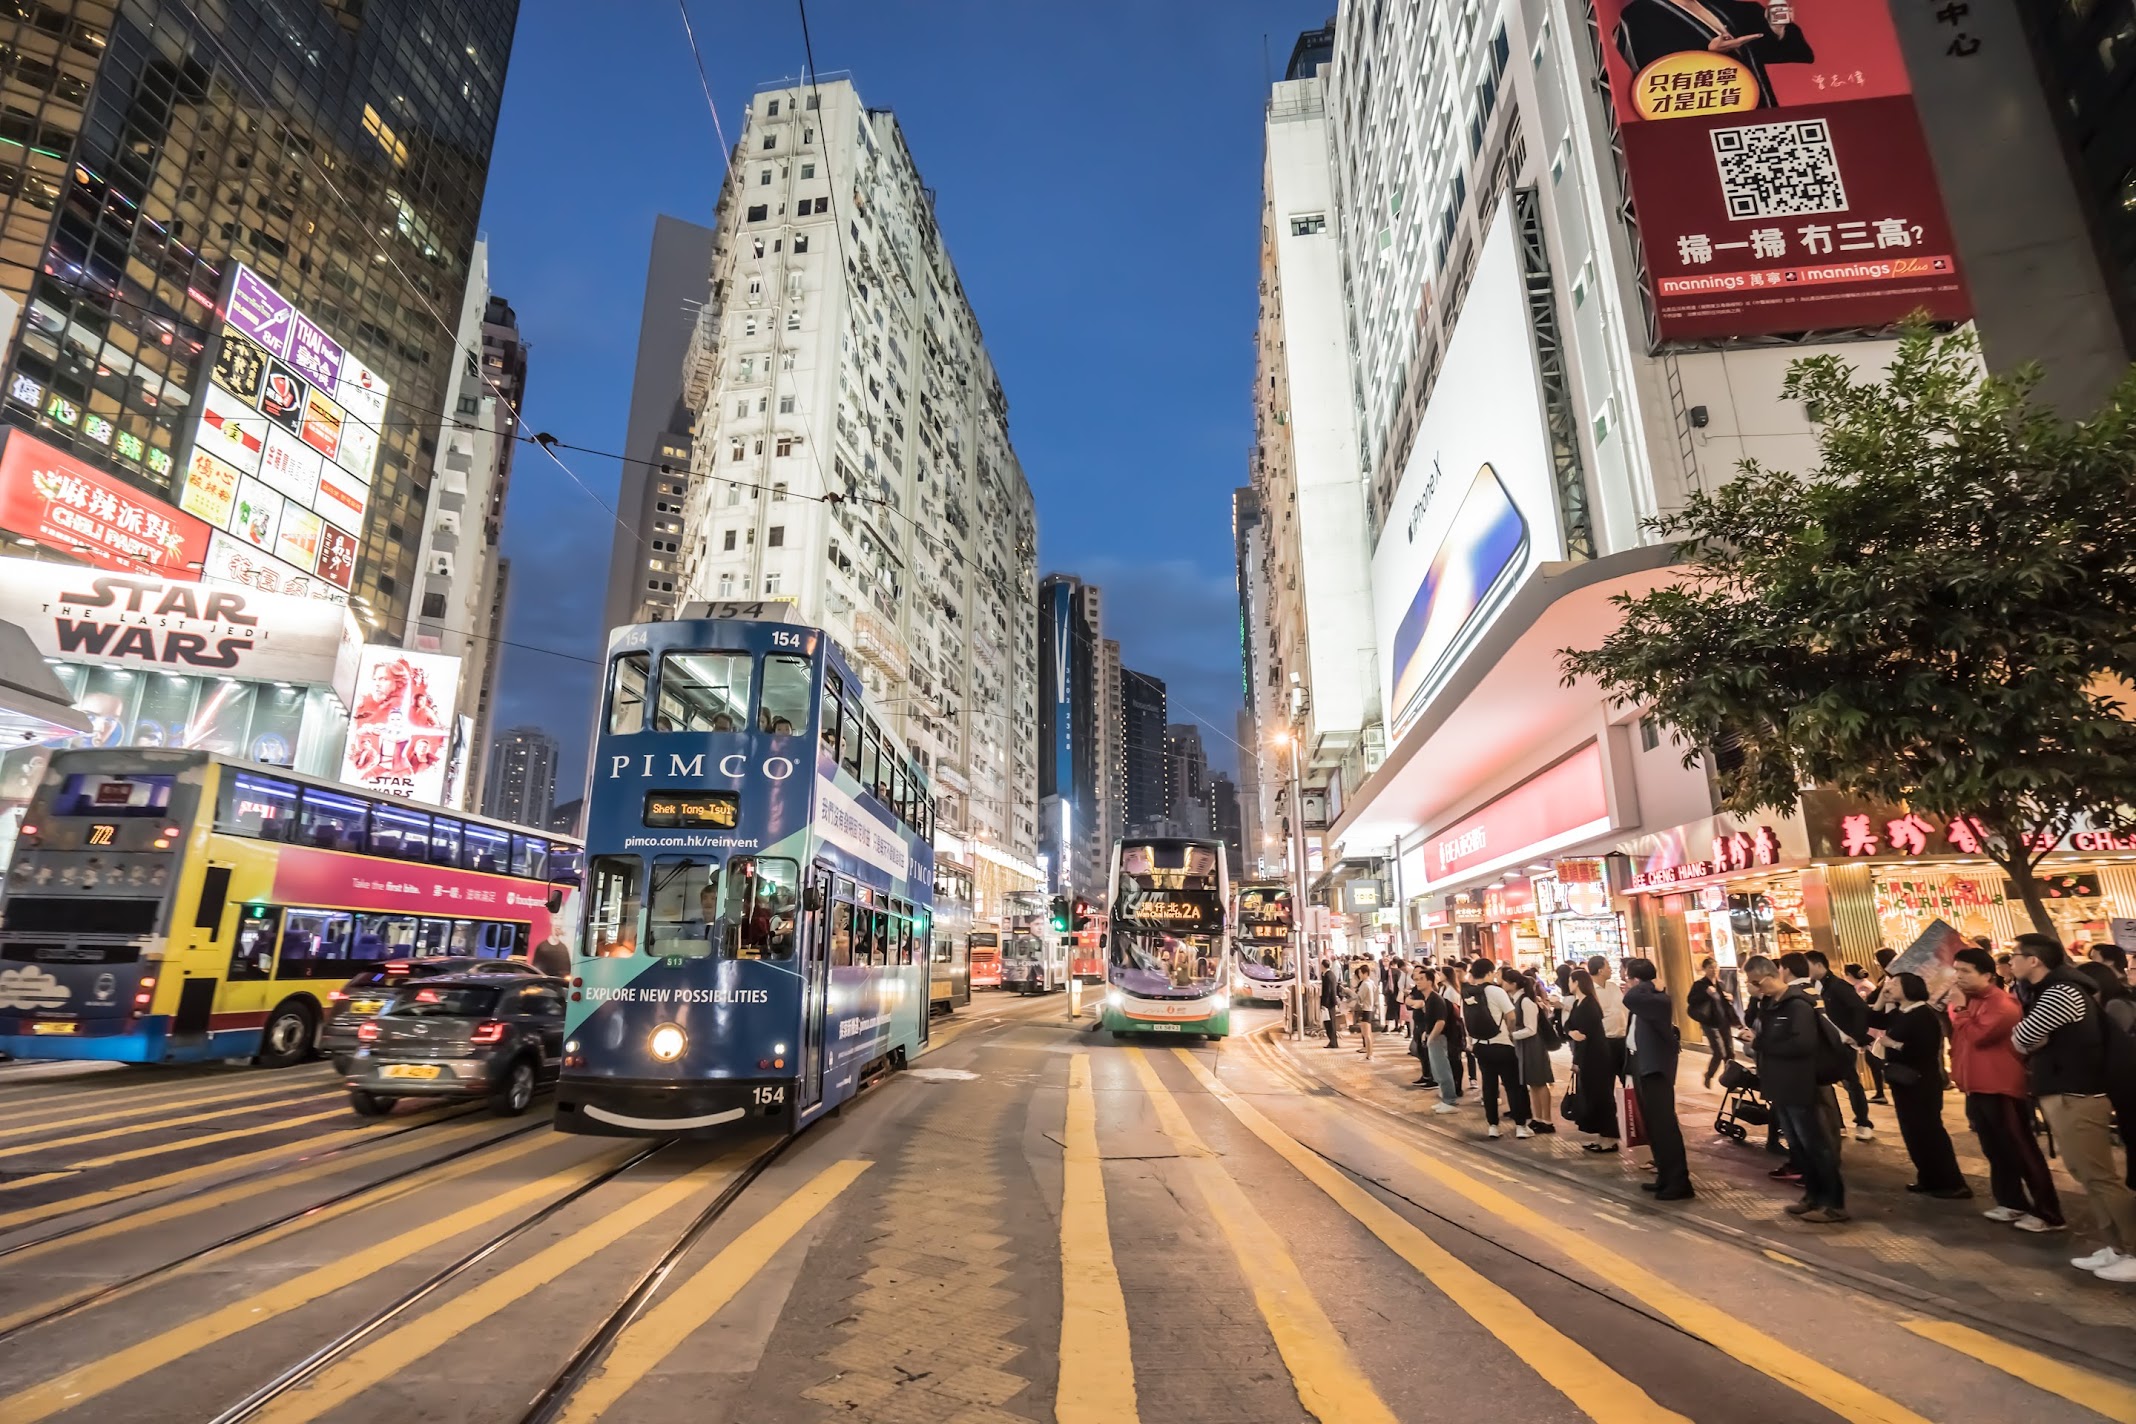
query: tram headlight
648 1024 688 1062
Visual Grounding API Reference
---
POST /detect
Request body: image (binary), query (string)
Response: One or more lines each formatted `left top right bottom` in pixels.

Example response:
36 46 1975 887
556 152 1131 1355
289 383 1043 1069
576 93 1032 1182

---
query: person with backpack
1464 958 1529 1138
1685 956 1742 1087
1807 951 1877 1142
1624 957 1692 1200
1745 953 1848 1222
2010 933 2136 1280
1504 967 1558 1133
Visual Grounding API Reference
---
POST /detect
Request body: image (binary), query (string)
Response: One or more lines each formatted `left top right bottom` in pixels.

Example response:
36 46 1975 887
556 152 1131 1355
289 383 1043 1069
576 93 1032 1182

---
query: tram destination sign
643 791 741 830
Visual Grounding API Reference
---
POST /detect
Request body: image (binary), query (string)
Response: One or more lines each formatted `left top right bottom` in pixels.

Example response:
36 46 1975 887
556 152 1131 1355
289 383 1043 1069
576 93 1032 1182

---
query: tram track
0 1116 554 1345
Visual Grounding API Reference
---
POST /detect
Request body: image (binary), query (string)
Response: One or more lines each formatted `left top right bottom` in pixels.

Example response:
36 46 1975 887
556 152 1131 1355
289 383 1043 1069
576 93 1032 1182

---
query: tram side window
217 771 299 841
859 721 879 799
820 672 844 759
464 823 509 874
278 910 353 977
830 899 854 968
890 764 907 828
430 819 465 869
587 856 642 958
656 651 753 732
873 907 891 967
368 802 432 863
760 654 811 735
723 855 798 959
299 788 368 853
609 653 650 734
511 834 548 880
647 855 720 958
838 690 862 779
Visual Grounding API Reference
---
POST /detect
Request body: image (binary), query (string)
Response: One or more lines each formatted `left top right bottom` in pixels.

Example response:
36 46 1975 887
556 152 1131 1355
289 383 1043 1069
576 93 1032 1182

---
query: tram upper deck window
838 688 862 779
820 671 844 759
656 652 752 733
723 855 798 959
588 855 642 958
760 654 811 735
609 653 649 734
647 855 720 958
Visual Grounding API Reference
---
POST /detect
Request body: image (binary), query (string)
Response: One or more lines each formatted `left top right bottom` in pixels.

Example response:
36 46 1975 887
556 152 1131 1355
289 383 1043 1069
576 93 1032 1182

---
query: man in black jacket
1625 958 1692 1200
1807 951 1876 1142
1319 958 1342 1049
1746 954 1847 1222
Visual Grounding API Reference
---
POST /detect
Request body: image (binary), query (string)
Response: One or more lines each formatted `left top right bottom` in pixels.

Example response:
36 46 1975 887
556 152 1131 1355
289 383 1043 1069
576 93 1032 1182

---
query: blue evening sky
480 0 1324 799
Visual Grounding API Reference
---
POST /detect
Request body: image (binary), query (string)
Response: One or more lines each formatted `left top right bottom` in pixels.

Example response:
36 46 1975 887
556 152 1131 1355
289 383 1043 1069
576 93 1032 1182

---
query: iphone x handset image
1387 462 1530 729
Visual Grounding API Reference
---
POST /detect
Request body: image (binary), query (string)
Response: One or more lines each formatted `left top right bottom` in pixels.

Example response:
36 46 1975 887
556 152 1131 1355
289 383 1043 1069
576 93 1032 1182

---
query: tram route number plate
382 1064 442 1080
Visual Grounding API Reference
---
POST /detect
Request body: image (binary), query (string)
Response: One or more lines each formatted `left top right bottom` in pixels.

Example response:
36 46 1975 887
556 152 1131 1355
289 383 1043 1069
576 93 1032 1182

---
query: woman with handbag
1877 972 1971 1198
1565 969 1621 1152
1352 961 1380 1060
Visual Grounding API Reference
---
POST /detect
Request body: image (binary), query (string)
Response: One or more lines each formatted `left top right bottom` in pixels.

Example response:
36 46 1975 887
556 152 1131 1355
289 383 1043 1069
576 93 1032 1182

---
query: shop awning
0 617 89 740
1330 546 1681 857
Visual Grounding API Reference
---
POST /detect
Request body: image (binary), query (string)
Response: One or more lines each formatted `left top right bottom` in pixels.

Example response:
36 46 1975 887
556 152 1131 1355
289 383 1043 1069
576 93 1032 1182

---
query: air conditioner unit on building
430 553 455 579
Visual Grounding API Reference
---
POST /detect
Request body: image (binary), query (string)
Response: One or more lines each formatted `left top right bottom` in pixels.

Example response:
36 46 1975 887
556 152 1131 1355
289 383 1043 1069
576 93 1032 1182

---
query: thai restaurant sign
1591 0 1969 340
175 262 388 606
0 430 211 579
1420 742 1611 890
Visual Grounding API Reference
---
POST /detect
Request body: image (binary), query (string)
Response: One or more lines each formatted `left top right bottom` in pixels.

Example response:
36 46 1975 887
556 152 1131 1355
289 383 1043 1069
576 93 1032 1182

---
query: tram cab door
801 866 833 1109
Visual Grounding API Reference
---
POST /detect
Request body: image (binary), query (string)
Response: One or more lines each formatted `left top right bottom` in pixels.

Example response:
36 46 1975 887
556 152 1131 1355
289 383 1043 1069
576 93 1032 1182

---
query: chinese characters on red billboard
0 432 211 579
1591 0 1970 340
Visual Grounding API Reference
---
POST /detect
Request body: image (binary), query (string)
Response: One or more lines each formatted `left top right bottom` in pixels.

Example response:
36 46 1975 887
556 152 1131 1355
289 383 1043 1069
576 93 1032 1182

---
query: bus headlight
648 1024 688 1062
1107 992 1123 1008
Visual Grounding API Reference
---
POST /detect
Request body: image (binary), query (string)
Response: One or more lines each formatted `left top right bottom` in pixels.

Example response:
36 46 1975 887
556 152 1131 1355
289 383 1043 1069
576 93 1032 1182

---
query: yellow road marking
1126 1048 1397 1424
1173 1048 1686 1424
1 1144 637 1423
0 1104 358 1192
555 1159 873 1424
1057 1053 1138 1424
1247 1034 1324 1097
0 1091 342 1160
1247 1051 1935 1424
0 1075 320 1136
1764 1250 1807 1269
1903 1319 2136 1423
0 1128 558 1337
248 1149 760 1424
0 1110 459 1235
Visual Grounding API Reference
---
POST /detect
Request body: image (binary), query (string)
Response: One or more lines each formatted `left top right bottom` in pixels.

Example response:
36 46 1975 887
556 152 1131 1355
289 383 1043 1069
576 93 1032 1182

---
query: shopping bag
1622 1080 1648 1148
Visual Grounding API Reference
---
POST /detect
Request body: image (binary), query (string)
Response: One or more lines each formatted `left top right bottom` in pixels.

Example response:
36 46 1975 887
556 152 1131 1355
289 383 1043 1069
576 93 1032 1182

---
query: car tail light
357 1021 380 1042
469 1021 508 1045
329 990 348 1002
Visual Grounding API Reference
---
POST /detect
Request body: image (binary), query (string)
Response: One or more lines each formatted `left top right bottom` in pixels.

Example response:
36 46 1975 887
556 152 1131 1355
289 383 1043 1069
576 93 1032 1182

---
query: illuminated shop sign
1424 742 1609 885
1627 827 1783 890
0 432 211 579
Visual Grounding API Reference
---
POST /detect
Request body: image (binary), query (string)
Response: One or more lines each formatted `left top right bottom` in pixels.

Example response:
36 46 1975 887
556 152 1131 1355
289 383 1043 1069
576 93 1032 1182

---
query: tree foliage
1561 323 2136 935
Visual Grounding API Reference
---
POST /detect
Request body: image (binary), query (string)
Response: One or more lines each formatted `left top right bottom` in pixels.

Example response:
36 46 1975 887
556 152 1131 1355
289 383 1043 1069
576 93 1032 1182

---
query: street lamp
1271 728 1310 1038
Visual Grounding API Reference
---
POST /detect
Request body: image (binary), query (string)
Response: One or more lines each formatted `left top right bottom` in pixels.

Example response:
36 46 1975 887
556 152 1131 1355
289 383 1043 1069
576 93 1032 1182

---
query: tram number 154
752 1085 786 1106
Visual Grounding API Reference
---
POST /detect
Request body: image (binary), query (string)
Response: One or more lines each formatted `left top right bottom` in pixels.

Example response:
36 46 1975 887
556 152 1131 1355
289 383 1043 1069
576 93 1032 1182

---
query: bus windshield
1111 931 1223 994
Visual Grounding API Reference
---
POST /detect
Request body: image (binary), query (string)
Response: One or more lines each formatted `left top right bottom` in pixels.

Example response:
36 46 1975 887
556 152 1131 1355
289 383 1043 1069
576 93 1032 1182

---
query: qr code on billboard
1711 119 1848 220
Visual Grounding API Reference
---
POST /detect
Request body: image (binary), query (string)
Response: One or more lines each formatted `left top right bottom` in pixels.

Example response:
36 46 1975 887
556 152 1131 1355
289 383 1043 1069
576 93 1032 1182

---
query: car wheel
257 999 317 1068
491 1058 536 1116
348 1090 393 1117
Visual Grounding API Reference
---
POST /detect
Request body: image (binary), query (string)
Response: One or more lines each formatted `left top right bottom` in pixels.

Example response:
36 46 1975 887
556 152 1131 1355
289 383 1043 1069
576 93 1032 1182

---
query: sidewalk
1264 1019 2136 1372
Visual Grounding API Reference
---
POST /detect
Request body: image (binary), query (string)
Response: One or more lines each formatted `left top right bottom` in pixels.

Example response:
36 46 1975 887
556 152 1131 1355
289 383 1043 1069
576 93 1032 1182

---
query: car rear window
386 984 500 1017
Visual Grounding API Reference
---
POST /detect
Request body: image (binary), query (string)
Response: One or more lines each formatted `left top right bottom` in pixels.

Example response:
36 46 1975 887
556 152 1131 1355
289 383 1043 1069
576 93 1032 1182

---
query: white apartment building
405 239 521 811
673 78 1040 869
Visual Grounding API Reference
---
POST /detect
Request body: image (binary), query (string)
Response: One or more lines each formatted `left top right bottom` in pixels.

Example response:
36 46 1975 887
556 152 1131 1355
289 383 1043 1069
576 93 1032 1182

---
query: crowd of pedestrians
1299 934 2136 1279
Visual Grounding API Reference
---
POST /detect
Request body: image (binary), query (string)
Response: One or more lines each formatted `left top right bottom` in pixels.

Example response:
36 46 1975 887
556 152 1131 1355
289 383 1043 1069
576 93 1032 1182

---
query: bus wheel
257 999 318 1068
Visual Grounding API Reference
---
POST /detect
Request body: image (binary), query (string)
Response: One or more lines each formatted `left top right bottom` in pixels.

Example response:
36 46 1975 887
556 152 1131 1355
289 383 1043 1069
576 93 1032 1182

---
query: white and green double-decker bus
1100 837 1230 1039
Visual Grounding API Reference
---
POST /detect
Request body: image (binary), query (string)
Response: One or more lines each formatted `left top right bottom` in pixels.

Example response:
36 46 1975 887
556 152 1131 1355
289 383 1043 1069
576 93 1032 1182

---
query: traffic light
1049 896 1071 933
1071 897 1093 931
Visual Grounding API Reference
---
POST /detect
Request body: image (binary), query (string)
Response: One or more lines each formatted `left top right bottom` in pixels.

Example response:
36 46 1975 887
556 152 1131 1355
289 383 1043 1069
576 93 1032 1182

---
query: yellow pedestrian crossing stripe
0 1090 342 1160
0 1104 359 1194
0 1075 318 1136
1903 1319 2136 1423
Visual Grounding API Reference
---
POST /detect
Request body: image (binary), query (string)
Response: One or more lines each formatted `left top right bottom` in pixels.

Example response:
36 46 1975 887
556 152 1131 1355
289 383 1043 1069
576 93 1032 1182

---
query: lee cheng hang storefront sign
1799 790 2132 862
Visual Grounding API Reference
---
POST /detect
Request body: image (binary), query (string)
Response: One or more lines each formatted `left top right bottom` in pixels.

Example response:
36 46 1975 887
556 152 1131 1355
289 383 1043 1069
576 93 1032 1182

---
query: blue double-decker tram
556 604 934 1136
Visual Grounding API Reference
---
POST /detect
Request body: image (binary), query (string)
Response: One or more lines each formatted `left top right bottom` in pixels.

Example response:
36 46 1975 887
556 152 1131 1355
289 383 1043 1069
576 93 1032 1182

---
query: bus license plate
349 1000 383 1015
1148 1023 1182 1032
31 1020 77 1035
382 1064 441 1080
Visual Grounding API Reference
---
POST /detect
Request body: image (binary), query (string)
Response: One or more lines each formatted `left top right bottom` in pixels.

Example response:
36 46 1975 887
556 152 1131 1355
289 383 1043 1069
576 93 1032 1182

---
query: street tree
1562 323 2136 937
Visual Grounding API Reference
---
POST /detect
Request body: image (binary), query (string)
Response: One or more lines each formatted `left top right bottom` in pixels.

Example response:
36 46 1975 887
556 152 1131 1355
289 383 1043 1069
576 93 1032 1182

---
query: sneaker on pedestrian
1785 1200 1818 1216
1982 1206 2024 1223
2013 1215 2067 1233
1515 1124 1535 1139
1769 1165 1804 1182
1487 1125 1501 1139
1853 1124 1876 1143
1801 1208 1850 1224
2071 1247 2126 1271
2095 1256 2136 1283
1432 1102 1460 1115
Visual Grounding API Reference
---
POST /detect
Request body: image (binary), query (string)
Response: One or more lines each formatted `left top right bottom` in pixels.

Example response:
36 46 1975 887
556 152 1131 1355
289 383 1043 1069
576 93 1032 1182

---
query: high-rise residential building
1209 772 1244 879
1038 573 1099 893
1248 26 1377 883
1233 483 1278 875
549 797 585 837
406 241 522 809
0 1 521 633
671 79 1039 870
1097 635 1123 857
1163 723 1211 838
608 214 718 633
1121 669 1168 833
483 725 558 829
